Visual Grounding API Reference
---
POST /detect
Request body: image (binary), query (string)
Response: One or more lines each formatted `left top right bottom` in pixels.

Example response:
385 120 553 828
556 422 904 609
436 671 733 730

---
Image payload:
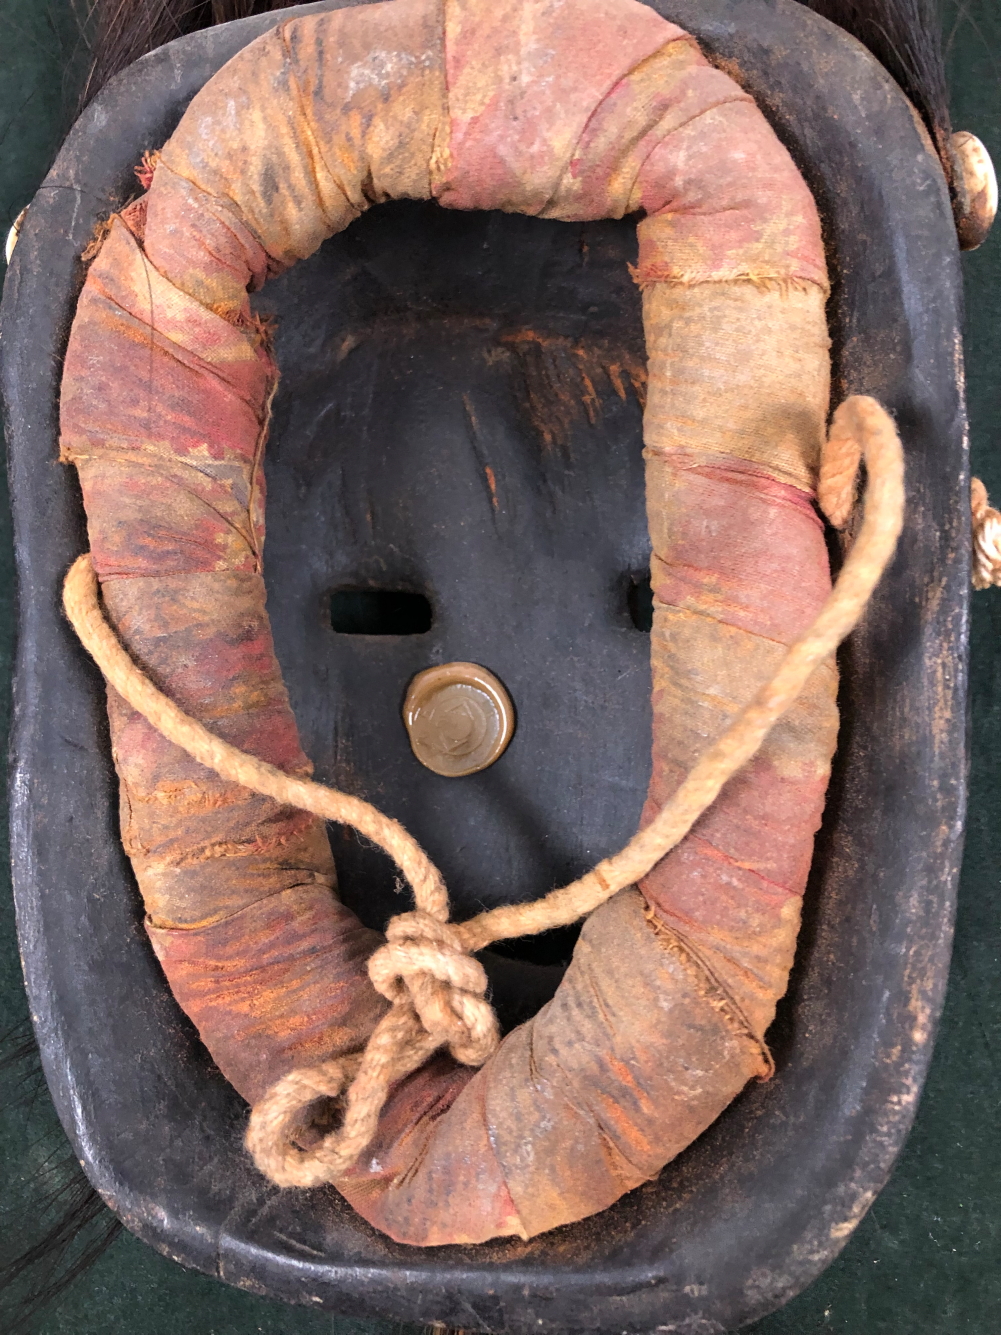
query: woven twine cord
971 477 1001 590
64 393 906 1188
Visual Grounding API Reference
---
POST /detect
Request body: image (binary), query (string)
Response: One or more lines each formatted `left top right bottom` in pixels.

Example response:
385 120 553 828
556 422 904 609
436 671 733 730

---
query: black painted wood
0 2 969 1330
260 199 652 994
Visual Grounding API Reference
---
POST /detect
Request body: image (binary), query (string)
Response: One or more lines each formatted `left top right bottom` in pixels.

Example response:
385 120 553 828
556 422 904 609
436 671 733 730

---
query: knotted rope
971 476 1001 590
63 394 905 1188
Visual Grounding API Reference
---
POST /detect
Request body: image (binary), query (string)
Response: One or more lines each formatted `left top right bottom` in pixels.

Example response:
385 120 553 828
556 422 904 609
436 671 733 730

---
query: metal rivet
953 131 998 251
404 662 515 777
5 207 27 266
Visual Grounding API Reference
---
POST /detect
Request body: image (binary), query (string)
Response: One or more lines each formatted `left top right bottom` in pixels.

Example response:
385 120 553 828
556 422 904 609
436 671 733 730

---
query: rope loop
817 398 865 529
243 1053 363 1188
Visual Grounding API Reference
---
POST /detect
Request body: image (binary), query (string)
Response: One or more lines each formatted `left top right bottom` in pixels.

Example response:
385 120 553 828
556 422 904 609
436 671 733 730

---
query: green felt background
1 2 998 1331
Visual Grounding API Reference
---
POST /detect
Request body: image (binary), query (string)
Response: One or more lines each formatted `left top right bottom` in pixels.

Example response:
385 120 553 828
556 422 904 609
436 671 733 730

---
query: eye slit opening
330 589 433 636
626 571 654 633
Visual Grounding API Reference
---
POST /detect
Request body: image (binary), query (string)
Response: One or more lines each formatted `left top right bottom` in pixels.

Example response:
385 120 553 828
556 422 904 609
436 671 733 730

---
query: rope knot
367 910 500 1067
972 477 1001 590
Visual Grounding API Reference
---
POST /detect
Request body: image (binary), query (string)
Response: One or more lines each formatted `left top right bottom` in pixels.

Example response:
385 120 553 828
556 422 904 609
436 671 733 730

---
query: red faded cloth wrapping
60 0 836 1244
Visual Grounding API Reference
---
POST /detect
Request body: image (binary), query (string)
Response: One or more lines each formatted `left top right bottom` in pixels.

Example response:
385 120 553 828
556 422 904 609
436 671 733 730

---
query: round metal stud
403 662 515 777
5 207 27 266
952 130 997 251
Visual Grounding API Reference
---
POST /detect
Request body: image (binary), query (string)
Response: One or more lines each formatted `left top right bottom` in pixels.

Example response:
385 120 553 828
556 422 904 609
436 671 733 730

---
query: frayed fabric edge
642 900 775 1080
629 263 829 297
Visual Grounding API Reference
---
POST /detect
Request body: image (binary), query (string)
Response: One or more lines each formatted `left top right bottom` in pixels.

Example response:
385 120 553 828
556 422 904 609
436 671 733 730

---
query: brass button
953 130 998 251
404 663 515 777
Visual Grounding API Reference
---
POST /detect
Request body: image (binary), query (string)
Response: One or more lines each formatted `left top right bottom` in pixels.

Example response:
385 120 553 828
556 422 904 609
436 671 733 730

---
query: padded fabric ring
60 0 839 1245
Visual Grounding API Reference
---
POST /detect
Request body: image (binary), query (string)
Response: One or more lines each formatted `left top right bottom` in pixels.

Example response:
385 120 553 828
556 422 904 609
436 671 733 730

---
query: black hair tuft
0 1020 122 1334
798 0 953 182
77 0 956 184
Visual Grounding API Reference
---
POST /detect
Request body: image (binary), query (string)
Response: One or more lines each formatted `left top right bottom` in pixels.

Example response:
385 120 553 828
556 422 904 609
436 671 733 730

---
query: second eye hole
330 589 433 636
627 572 653 632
